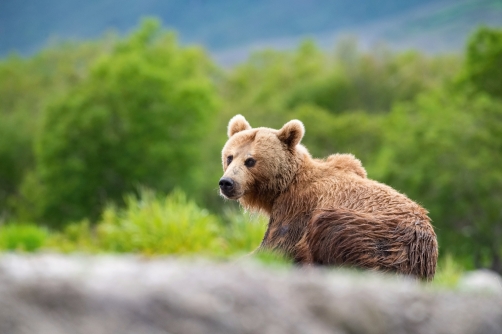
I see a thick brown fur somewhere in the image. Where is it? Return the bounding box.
[220,115,438,280]
[295,209,437,279]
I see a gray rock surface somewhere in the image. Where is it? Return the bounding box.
[458,269,502,295]
[0,254,501,334]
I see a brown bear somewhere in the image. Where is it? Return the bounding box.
[219,115,438,280]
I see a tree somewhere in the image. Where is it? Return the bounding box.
[463,27,502,99]
[372,90,502,271]
[28,20,219,226]
[0,38,109,220]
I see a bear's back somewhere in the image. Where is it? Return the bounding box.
[295,153,426,218]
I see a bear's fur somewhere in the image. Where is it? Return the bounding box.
[220,115,438,280]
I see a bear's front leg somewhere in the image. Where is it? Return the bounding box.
[257,214,313,263]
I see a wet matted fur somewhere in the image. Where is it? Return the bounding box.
[296,209,437,280]
[220,115,438,280]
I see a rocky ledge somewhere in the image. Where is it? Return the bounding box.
[0,254,501,334]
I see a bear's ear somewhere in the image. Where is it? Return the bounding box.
[228,115,252,138]
[277,120,305,148]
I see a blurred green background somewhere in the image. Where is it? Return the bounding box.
[0,1,501,283]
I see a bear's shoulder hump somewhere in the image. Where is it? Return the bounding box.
[326,153,367,178]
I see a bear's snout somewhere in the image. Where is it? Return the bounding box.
[219,177,236,197]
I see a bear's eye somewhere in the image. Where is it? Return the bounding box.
[244,158,256,168]
[227,155,233,165]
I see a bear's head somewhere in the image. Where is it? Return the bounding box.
[219,115,306,212]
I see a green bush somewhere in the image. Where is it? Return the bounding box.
[96,189,225,255]
[50,189,267,257]
[0,224,48,252]
[29,19,219,226]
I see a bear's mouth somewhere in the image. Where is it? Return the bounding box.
[219,188,243,200]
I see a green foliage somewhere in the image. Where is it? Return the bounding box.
[463,26,502,98]
[291,104,383,163]
[27,20,219,226]
[220,209,269,254]
[288,43,458,114]
[433,254,469,288]
[252,250,291,267]
[0,40,110,219]
[221,38,459,127]
[47,220,96,253]
[96,189,224,255]
[0,113,33,217]
[49,189,266,256]
[373,89,502,268]
[0,224,48,252]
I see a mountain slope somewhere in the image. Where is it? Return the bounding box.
[1,0,501,64]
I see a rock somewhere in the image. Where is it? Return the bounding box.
[0,254,501,334]
[458,269,502,295]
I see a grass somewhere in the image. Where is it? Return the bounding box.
[0,189,471,287]
[0,223,48,252]
[44,189,267,257]
[431,254,467,288]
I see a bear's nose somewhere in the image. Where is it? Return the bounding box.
[219,177,235,192]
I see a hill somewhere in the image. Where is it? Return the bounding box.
[1,0,501,64]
